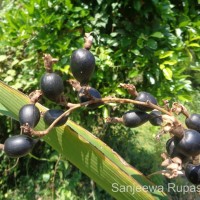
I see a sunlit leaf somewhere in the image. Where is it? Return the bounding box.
[150,32,164,39]
[159,51,174,59]
[163,68,172,80]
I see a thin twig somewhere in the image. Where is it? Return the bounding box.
[6,158,19,172]
[147,170,184,178]
[31,97,173,137]
[51,154,61,200]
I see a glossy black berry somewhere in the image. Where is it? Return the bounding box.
[166,137,188,162]
[185,164,200,185]
[135,92,157,111]
[40,72,64,101]
[78,87,102,109]
[122,110,150,128]
[185,114,200,132]
[43,109,68,127]
[70,48,95,85]
[174,129,200,157]
[4,135,37,158]
[19,104,40,128]
[149,110,163,126]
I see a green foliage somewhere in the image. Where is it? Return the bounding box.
[0,0,200,199]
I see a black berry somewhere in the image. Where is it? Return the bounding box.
[78,87,102,109]
[4,135,37,158]
[185,114,200,132]
[174,129,200,157]
[70,48,95,85]
[166,137,188,162]
[40,72,64,101]
[185,164,200,185]
[43,109,68,127]
[149,110,163,126]
[122,110,150,128]
[19,104,40,128]
[135,92,157,111]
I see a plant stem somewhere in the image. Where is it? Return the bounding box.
[32,97,173,137]
[147,170,184,178]
[0,144,4,150]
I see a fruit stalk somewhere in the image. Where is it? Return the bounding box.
[30,97,174,137]
[147,169,184,178]
[0,144,4,150]
[43,54,58,72]
[84,32,93,50]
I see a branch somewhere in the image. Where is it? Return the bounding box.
[29,97,174,137]
[0,144,4,150]
[43,54,58,72]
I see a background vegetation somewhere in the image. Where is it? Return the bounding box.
[0,0,200,199]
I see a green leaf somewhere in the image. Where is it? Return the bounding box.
[187,43,200,47]
[42,174,50,182]
[147,39,157,50]
[4,76,14,82]
[0,55,7,62]
[0,81,168,200]
[159,51,174,59]
[177,95,191,102]
[163,60,177,65]
[162,68,172,80]
[116,88,127,96]
[0,103,17,119]
[150,32,164,39]
[134,0,142,11]
[102,106,109,119]
[190,36,200,42]
[137,38,144,48]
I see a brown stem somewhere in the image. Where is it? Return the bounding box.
[31,97,173,137]
[43,54,58,73]
[106,117,123,124]
[182,108,190,118]
[120,83,138,97]
[68,79,82,92]
[29,90,43,104]
[147,170,184,178]
[0,144,4,150]
[84,32,93,50]
[161,115,185,139]
[192,155,200,165]
[171,102,190,118]
[162,100,171,112]
[31,104,81,137]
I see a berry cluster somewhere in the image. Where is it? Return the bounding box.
[1,33,200,188]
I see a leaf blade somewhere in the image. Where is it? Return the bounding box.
[0,81,168,200]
